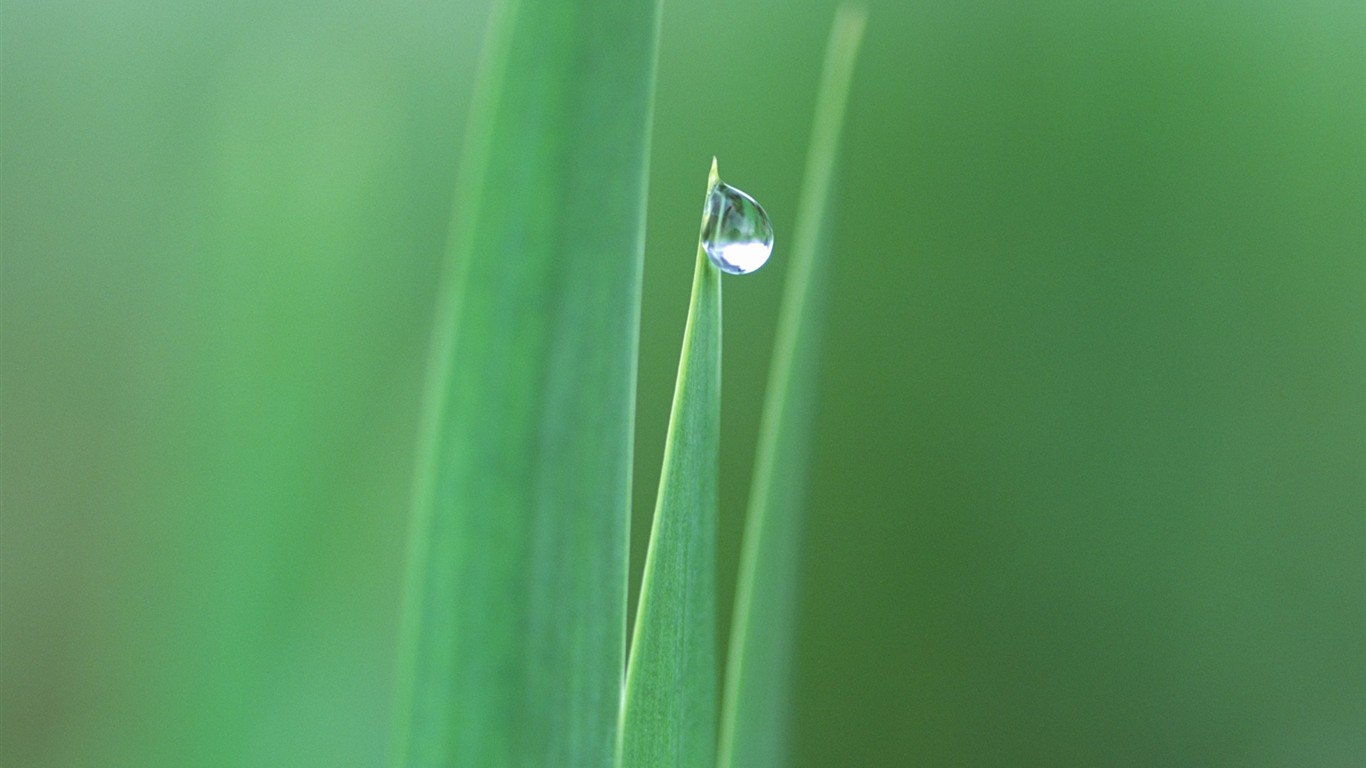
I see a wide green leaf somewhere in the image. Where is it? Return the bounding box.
[717,9,867,768]
[390,0,663,765]
[619,159,723,768]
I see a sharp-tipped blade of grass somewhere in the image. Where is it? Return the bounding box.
[717,8,867,768]
[619,159,723,768]
[390,0,663,765]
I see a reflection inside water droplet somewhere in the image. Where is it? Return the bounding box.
[702,180,773,275]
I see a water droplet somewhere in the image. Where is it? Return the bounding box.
[702,180,773,275]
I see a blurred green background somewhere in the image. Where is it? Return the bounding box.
[3,0,1363,765]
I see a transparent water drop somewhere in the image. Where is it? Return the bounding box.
[702,180,773,275]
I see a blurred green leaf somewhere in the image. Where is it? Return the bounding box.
[619,160,723,768]
[389,0,662,765]
[718,8,866,768]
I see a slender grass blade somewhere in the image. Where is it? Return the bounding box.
[717,9,868,768]
[619,159,723,768]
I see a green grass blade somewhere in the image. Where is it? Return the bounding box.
[717,9,867,768]
[390,0,663,765]
[619,159,723,768]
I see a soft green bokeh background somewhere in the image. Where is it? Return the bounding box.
[2,0,1362,765]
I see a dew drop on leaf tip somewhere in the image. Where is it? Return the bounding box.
[702,179,773,275]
